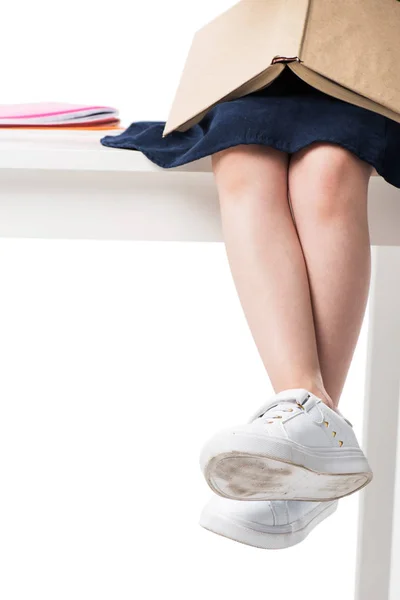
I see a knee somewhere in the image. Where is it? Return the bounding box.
[212,145,288,200]
[289,143,371,221]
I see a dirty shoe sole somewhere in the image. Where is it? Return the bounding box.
[200,432,373,501]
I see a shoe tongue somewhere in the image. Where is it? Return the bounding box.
[274,388,311,404]
[249,388,313,422]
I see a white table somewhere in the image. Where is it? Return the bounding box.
[1,129,399,599]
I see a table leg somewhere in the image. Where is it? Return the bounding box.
[355,246,400,600]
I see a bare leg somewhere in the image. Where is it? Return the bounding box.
[211,144,334,408]
[288,142,373,406]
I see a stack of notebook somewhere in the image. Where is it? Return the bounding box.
[0,102,121,130]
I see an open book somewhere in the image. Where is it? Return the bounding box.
[164,0,400,137]
[0,102,120,128]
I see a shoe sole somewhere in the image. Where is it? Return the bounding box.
[204,451,372,501]
[199,500,338,549]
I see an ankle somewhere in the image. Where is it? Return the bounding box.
[307,386,337,412]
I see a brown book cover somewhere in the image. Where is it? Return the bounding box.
[163,0,400,137]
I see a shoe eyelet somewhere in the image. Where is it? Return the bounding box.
[323,421,329,427]
[338,440,344,447]
[332,431,337,437]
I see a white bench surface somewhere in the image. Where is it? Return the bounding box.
[0,128,397,245]
[0,129,212,173]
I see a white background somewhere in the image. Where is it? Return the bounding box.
[0,2,369,599]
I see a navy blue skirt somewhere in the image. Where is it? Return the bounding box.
[101,67,400,189]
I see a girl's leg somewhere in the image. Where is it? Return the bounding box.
[288,142,373,407]
[211,144,334,409]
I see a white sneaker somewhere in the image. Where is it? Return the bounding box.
[200,495,338,549]
[200,388,373,501]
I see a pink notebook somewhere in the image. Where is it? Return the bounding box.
[0,102,119,125]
